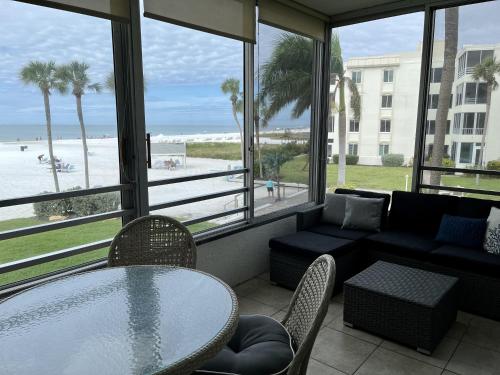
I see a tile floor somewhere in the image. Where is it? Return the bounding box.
[234,273,500,375]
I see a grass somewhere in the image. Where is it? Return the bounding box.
[0,218,215,287]
[187,142,242,160]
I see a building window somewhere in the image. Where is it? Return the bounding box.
[458,49,494,77]
[453,113,462,134]
[463,113,475,134]
[456,83,463,106]
[381,95,392,108]
[431,67,443,83]
[446,120,451,135]
[379,144,390,156]
[427,94,439,109]
[451,142,457,161]
[380,119,391,133]
[349,119,360,132]
[352,71,361,84]
[460,142,473,164]
[383,69,394,83]
[348,143,358,156]
[328,116,335,133]
[464,82,487,104]
[476,113,485,134]
[427,120,435,135]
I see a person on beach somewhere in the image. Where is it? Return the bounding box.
[266,179,274,197]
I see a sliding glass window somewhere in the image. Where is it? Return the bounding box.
[328,13,424,195]
[140,3,247,232]
[254,23,313,216]
[420,1,500,199]
[0,0,126,288]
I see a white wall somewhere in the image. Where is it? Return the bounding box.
[196,216,296,286]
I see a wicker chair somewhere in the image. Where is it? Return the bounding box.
[282,254,336,375]
[108,215,197,268]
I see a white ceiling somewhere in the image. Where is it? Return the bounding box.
[293,0,417,16]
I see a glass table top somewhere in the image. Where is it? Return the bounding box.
[0,266,238,375]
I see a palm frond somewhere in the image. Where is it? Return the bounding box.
[346,77,361,120]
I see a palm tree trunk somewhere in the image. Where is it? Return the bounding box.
[338,81,347,186]
[276,170,281,201]
[476,85,491,185]
[430,7,458,189]
[76,95,90,189]
[232,106,244,163]
[255,119,263,178]
[43,90,60,193]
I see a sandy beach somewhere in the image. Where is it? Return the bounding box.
[0,129,308,222]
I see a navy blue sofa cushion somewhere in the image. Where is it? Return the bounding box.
[366,230,439,259]
[196,315,294,375]
[308,224,371,241]
[389,191,457,235]
[431,245,500,278]
[436,215,487,249]
[269,231,354,258]
[335,188,391,229]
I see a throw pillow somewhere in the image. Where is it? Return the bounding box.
[436,214,487,249]
[484,207,500,254]
[322,194,353,226]
[342,196,385,232]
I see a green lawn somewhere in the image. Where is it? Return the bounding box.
[0,218,214,287]
[187,142,242,160]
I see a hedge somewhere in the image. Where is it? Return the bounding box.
[34,186,120,219]
[487,160,500,171]
[332,154,359,165]
[382,153,405,167]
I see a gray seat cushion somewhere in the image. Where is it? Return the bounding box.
[308,224,371,241]
[269,231,354,258]
[195,315,294,375]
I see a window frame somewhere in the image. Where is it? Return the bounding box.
[381,94,393,108]
[383,69,394,83]
[380,119,391,133]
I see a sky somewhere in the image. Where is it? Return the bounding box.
[0,0,499,130]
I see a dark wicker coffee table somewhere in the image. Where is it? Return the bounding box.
[344,261,459,354]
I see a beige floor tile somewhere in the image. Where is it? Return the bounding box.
[322,301,344,326]
[327,316,383,345]
[456,311,475,325]
[381,337,459,369]
[332,291,344,304]
[462,316,500,352]
[257,272,270,280]
[245,283,294,309]
[272,309,287,322]
[237,297,280,316]
[447,341,500,375]
[446,321,468,340]
[355,347,442,375]
[311,327,376,374]
[307,359,347,375]
[233,278,269,297]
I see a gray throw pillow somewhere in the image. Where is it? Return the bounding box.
[342,196,385,232]
[322,194,352,226]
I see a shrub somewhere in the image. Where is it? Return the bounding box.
[382,153,404,167]
[280,141,309,157]
[332,154,359,165]
[487,160,500,171]
[428,157,456,169]
[33,186,120,219]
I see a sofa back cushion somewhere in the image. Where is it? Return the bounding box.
[436,214,488,249]
[454,197,500,219]
[342,196,385,232]
[335,188,391,228]
[322,193,353,226]
[389,191,457,235]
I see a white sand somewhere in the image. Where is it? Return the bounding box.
[0,138,243,221]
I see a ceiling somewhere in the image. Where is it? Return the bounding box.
[294,0,399,15]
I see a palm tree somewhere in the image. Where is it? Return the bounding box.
[262,150,293,201]
[430,7,458,188]
[473,56,500,183]
[56,61,101,189]
[221,78,244,161]
[254,96,269,178]
[330,33,361,186]
[20,61,67,192]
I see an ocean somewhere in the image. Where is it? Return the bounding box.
[0,123,308,142]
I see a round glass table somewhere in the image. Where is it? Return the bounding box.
[0,266,239,375]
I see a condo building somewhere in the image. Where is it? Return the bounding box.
[328,41,500,168]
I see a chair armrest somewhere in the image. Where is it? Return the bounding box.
[297,205,324,231]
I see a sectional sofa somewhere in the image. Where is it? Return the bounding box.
[269,189,500,321]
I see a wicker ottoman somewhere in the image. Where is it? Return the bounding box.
[344,261,459,354]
